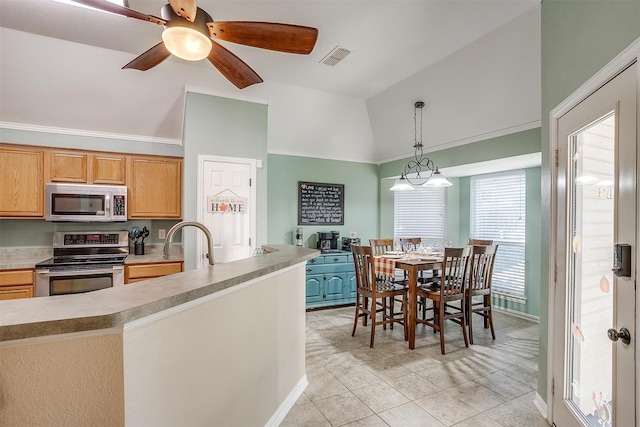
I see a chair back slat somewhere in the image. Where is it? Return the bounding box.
[352,245,374,293]
[467,238,493,246]
[399,237,421,251]
[369,239,394,255]
[439,246,471,296]
[468,245,498,291]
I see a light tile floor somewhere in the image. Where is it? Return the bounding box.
[282,306,550,427]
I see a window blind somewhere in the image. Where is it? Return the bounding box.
[471,170,526,299]
[394,186,447,241]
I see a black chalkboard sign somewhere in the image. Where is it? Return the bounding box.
[298,182,344,225]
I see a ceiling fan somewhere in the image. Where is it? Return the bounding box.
[71,0,319,89]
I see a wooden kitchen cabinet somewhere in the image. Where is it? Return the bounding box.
[46,149,127,184]
[125,262,183,284]
[0,144,44,217]
[128,155,182,219]
[0,269,35,300]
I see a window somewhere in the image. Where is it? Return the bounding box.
[471,170,526,300]
[394,186,447,242]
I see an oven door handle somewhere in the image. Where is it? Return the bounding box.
[36,265,124,277]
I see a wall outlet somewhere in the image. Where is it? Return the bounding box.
[158,229,166,239]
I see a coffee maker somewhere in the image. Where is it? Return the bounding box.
[317,231,340,253]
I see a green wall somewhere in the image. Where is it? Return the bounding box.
[267,154,379,248]
[182,92,268,270]
[539,0,640,404]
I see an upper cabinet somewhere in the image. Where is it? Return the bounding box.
[0,143,182,220]
[47,150,126,185]
[127,155,182,219]
[0,145,44,217]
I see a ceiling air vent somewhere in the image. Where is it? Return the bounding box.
[320,47,351,66]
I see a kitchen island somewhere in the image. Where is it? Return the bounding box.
[0,244,319,427]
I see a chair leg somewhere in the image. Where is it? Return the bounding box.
[438,301,445,354]
[461,302,469,348]
[486,295,495,339]
[403,293,408,341]
[370,299,377,348]
[468,307,474,345]
[352,298,360,337]
[363,297,369,326]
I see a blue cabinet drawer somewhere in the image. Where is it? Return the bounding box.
[324,255,349,264]
[306,263,353,275]
[307,257,325,265]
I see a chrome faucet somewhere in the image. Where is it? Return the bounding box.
[163,221,214,266]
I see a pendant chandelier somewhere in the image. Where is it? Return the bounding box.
[390,101,452,191]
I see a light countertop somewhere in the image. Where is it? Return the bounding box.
[0,245,319,342]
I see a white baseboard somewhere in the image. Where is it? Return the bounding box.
[493,305,540,323]
[265,375,309,427]
[533,392,548,421]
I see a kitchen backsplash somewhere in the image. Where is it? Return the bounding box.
[0,219,181,248]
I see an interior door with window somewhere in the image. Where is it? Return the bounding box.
[553,63,637,426]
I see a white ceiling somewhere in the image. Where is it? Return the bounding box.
[0,0,541,163]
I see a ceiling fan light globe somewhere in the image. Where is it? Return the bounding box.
[162,27,212,61]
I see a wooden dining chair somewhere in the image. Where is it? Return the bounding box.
[467,238,493,246]
[369,238,395,255]
[351,245,407,348]
[416,246,471,354]
[466,244,498,344]
[369,238,406,326]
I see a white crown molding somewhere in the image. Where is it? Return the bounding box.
[0,121,182,146]
[267,148,380,165]
[379,120,542,164]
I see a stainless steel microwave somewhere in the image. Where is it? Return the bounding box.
[45,183,127,222]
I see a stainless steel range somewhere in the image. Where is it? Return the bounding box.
[35,231,129,297]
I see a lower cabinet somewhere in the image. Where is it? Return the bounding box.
[125,262,183,284]
[0,269,35,300]
[305,252,356,309]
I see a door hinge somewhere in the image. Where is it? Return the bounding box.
[552,377,555,396]
[249,178,252,187]
[554,149,559,168]
[249,237,251,246]
[554,264,557,283]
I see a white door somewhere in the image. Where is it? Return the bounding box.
[198,155,256,266]
[552,63,637,426]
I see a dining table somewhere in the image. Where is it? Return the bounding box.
[374,254,443,350]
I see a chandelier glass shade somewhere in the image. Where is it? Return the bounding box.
[390,101,452,191]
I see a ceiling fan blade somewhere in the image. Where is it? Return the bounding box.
[123,42,171,71]
[207,41,263,89]
[168,0,198,22]
[70,0,165,24]
[207,22,318,55]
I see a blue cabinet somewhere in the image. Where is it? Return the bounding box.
[305,252,356,309]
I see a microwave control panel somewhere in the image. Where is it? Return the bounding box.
[113,195,126,216]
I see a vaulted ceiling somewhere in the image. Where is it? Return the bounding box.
[0,0,541,163]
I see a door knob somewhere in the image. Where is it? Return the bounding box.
[607,327,631,345]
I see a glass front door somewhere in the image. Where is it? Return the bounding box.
[553,62,637,427]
